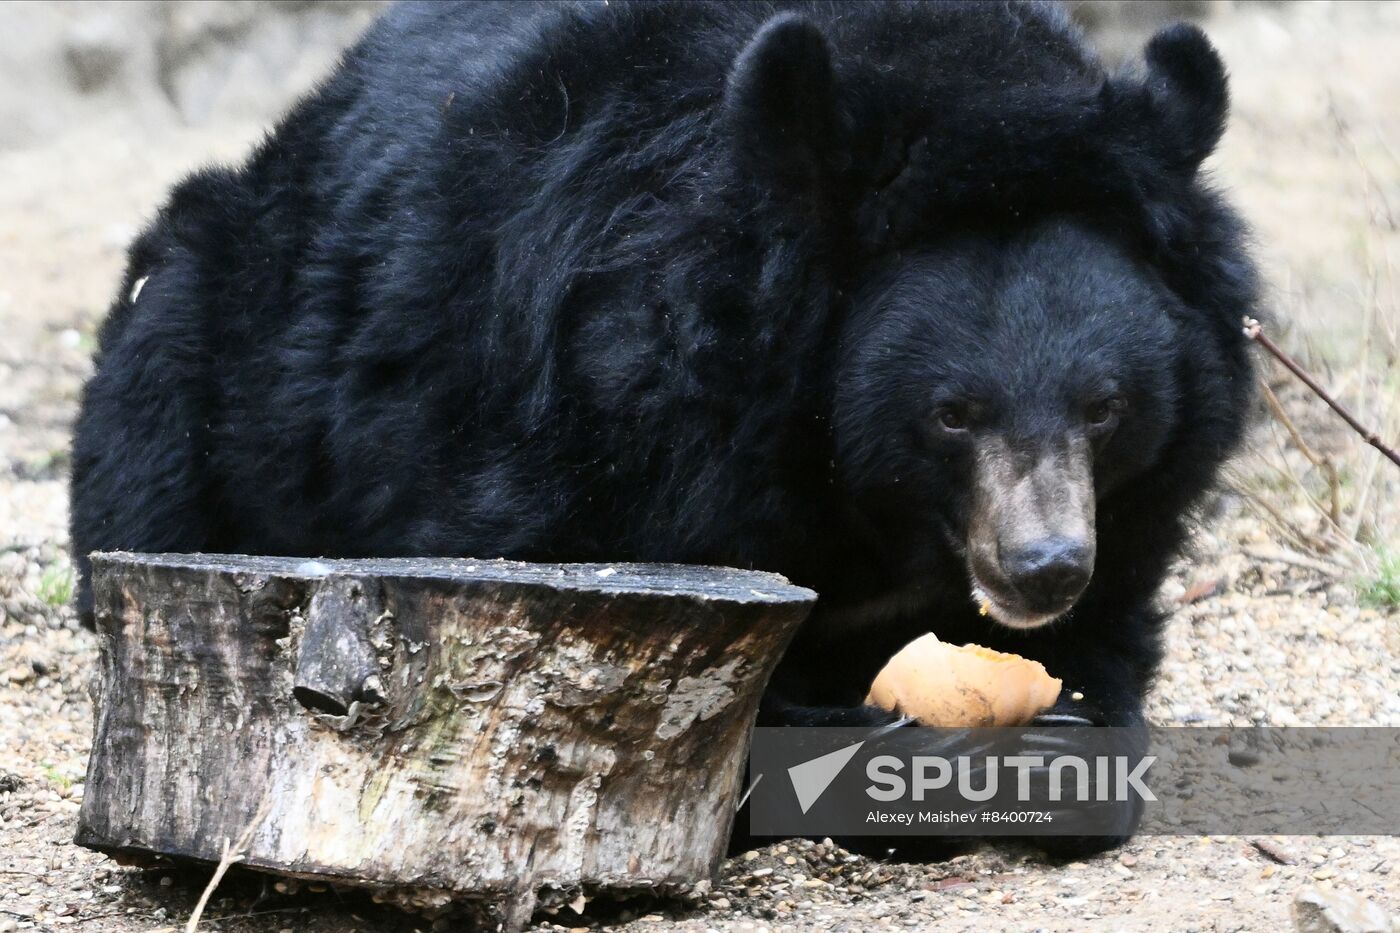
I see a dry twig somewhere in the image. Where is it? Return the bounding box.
[185,797,270,933]
[1256,378,1344,526]
[1243,317,1400,471]
[1241,546,1351,578]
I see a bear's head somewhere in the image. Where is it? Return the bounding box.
[831,218,1186,629]
[720,11,1253,629]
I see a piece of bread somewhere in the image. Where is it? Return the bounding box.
[865,633,1062,727]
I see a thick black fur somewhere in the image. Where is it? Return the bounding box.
[71,1,1257,860]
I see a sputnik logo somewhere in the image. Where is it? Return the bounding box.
[782,718,911,814]
[787,740,866,814]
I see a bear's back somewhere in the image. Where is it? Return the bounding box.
[84,1,1120,570]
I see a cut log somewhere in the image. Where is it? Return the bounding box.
[76,552,814,929]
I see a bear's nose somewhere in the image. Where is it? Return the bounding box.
[1001,537,1093,609]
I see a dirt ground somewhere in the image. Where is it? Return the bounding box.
[2,3,1399,932]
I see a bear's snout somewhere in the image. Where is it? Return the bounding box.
[968,435,1096,629]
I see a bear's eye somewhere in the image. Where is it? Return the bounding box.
[1086,395,1126,428]
[936,408,968,432]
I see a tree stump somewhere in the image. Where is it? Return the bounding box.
[75,553,814,928]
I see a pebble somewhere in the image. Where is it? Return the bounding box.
[1292,887,1395,933]
[4,666,34,684]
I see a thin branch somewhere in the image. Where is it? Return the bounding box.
[1348,388,1398,540]
[1241,546,1350,578]
[1257,420,1348,547]
[185,798,269,933]
[1228,472,1336,556]
[735,772,763,813]
[1243,317,1400,471]
[1257,378,1343,526]
[186,837,240,933]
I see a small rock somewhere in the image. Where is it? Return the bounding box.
[1252,839,1297,865]
[1292,886,1393,933]
[1228,748,1263,767]
[62,11,131,93]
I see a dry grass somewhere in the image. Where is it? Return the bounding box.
[1234,238,1398,562]
[1210,3,1400,608]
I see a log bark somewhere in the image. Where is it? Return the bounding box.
[76,553,814,928]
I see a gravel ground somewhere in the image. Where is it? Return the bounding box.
[2,3,1399,931]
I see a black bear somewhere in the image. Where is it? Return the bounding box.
[71,0,1257,858]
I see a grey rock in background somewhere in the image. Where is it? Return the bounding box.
[152,0,384,125]
[0,0,384,150]
[1064,0,1226,63]
[1292,887,1398,933]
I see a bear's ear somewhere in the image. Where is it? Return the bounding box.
[722,13,843,194]
[1139,23,1229,171]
